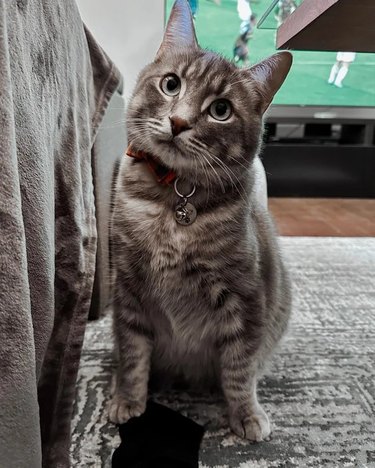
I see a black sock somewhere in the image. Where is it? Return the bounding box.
[112,400,205,468]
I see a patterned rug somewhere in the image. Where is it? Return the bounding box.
[71,237,375,468]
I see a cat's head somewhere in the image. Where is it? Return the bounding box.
[127,0,292,188]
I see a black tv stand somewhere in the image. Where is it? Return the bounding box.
[262,106,375,198]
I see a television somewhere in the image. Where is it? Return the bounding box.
[164,0,375,197]
[165,0,375,111]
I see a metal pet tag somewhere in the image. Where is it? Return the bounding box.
[174,202,197,226]
[173,178,197,226]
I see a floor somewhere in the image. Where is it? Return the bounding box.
[72,237,375,467]
[269,198,375,236]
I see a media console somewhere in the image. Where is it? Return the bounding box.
[262,107,375,198]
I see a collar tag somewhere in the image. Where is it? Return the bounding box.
[173,178,197,226]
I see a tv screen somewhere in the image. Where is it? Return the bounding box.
[166,0,375,108]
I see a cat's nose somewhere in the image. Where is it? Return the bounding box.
[169,116,191,136]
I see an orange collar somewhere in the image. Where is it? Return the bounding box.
[126,145,176,186]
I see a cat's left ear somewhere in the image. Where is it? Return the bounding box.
[156,0,198,59]
[247,51,293,114]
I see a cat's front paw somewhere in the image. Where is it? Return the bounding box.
[108,394,146,424]
[229,407,271,442]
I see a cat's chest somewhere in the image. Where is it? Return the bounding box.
[123,195,197,271]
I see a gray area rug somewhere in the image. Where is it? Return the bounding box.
[71,237,375,467]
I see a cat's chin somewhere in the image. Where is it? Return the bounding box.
[153,138,194,172]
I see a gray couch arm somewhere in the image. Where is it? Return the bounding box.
[90,84,127,319]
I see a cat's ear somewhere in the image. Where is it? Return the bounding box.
[247,52,292,114]
[156,0,198,59]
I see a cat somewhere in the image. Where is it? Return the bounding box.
[109,0,292,442]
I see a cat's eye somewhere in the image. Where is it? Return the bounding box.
[209,99,232,121]
[160,74,181,96]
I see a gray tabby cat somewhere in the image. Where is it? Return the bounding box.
[109,0,292,442]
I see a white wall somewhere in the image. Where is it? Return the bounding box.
[77,0,165,100]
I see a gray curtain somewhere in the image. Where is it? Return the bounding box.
[0,1,121,466]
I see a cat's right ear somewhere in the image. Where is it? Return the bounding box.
[156,0,198,60]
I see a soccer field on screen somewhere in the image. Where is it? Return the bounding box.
[166,0,375,107]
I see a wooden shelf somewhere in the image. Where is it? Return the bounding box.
[276,0,375,52]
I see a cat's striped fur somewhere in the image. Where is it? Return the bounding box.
[109,0,292,441]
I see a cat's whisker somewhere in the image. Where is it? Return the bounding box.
[199,151,226,194]
[226,153,251,171]
[187,140,225,192]
[97,116,131,128]
[209,153,237,187]
[191,152,199,187]
[132,116,162,124]
[193,136,248,176]
[196,152,211,201]
[185,142,211,194]
[131,120,163,130]
[130,121,165,136]
[130,112,163,126]
[185,141,214,197]
[208,154,248,204]
[98,122,126,130]
[190,138,248,202]
[210,152,248,199]
[103,118,126,125]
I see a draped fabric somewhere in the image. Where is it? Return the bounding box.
[0,1,120,466]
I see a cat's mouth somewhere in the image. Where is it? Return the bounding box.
[155,135,188,157]
[149,135,195,175]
